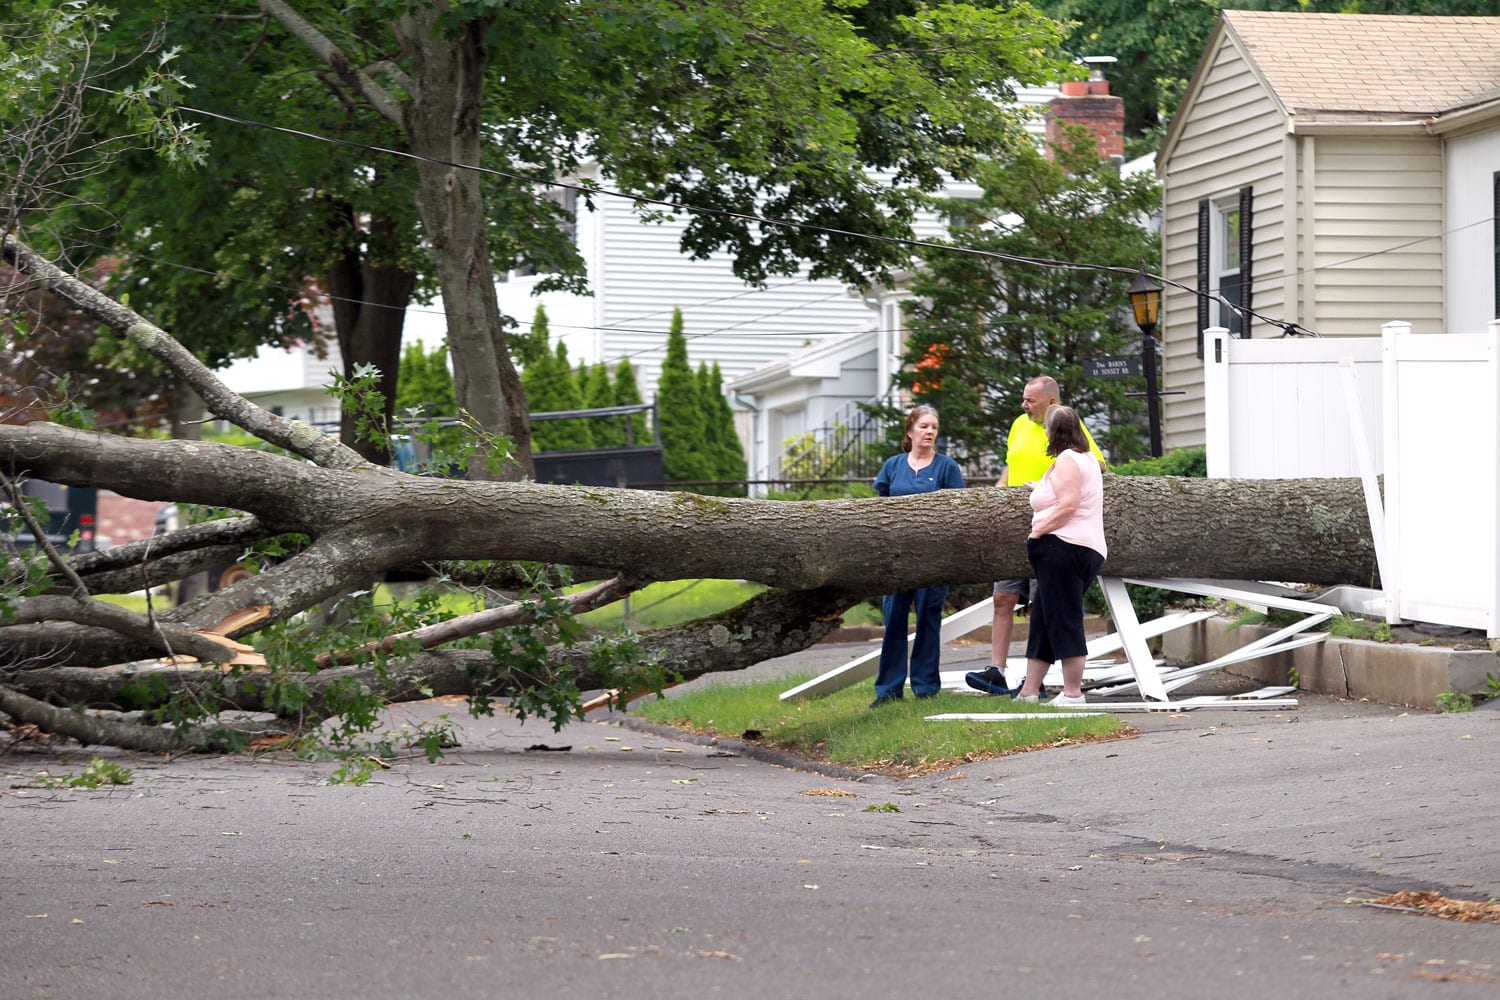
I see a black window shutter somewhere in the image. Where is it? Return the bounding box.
[1493,173,1499,322]
[1196,199,1211,358]
[1238,186,1254,337]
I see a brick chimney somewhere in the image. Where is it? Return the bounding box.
[1045,56,1125,164]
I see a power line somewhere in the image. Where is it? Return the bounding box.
[108,89,1147,286]
[79,87,1500,347]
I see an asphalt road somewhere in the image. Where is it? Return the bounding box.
[3,640,1497,999]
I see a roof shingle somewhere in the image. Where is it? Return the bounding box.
[1224,11,1500,117]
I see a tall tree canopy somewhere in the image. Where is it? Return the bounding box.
[13,0,1078,479]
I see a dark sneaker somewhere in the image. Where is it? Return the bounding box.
[869,694,903,708]
[914,691,939,700]
[964,666,1011,696]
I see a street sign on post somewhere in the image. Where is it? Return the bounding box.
[1083,356,1142,379]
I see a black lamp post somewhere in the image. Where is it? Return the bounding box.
[1128,266,1164,457]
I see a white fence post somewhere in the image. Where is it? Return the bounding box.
[1382,320,1499,636]
[1202,327,1233,477]
[1379,321,1409,625]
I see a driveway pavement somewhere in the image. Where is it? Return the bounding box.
[3,638,1497,999]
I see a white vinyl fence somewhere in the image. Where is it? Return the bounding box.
[1381,321,1499,635]
[1203,330,1383,479]
[1203,321,1500,637]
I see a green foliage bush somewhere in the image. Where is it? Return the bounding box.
[1111,446,1207,478]
[658,308,716,483]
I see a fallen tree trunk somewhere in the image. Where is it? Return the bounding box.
[1,416,1378,675]
[1,230,1381,751]
[1,421,1379,603]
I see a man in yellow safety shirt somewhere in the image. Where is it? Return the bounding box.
[965,375,1106,696]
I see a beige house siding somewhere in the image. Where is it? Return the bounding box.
[1296,134,1445,337]
[1159,35,1288,448]
[1158,22,1451,449]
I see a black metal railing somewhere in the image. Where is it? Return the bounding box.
[775,397,894,485]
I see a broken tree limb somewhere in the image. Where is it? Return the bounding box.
[1,420,1380,601]
[5,585,858,722]
[312,574,640,666]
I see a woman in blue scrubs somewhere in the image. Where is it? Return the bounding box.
[870,404,965,707]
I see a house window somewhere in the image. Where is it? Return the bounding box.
[1214,201,1244,336]
[1196,187,1253,357]
[877,297,907,403]
[513,187,578,278]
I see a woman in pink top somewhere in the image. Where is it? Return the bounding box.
[1012,406,1107,708]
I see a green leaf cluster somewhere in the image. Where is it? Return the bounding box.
[31,756,133,789]
[899,131,1162,469]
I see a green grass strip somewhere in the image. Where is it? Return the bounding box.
[635,671,1130,775]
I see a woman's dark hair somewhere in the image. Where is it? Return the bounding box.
[901,404,939,453]
[1045,405,1090,457]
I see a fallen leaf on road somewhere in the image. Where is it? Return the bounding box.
[1363,891,1500,923]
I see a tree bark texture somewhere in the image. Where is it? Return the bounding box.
[1,420,1379,602]
[395,7,534,480]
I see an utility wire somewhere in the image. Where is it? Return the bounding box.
[76,87,1500,345]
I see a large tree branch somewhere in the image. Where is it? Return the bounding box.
[7,595,256,665]
[257,0,407,126]
[46,545,248,601]
[2,233,366,470]
[0,681,285,753]
[5,586,858,721]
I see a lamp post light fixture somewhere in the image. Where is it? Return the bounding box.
[1128,266,1164,457]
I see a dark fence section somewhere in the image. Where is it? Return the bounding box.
[530,402,663,487]
[776,398,893,484]
[534,446,664,488]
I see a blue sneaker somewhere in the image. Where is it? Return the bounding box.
[964,666,1012,696]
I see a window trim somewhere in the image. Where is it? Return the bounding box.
[1195,187,1253,358]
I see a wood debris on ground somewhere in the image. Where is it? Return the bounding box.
[1363,890,1500,923]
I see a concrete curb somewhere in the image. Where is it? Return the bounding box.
[610,715,886,782]
[1161,616,1500,708]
